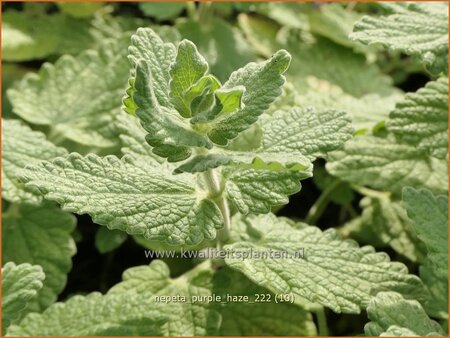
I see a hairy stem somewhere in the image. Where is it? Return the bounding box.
[305,179,341,224]
[216,196,231,245]
[203,169,230,244]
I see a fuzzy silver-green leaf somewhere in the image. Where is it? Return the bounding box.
[2,202,76,313]
[2,119,68,204]
[225,213,427,314]
[2,262,45,333]
[19,153,222,246]
[387,77,448,159]
[351,2,448,74]
[402,187,448,278]
[364,292,445,336]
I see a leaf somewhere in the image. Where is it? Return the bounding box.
[19,153,222,246]
[420,261,448,320]
[288,36,397,97]
[237,13,280,58]
[387,77,448,159]
[326,134,448,195]
[2,10,61,61]
[132,233,214,253]
[379,326,417,336]
[139,2,185,21]
[2,119,68,204]
[306,4,365,51]
[95,227,128,254]
[115,112,167,169]
[206,50,291,145]
[327,71,448,195]
[223,107,352,214]
[364,292,445,336]
[133,59,212,161]
[2,64,30,119]
[212,2,261,16]
[169,40,209,117]
[176,107,352,213]
[174,150,312,175]
[239,19,400,129]
[351,2,448,74]
[127,27,291,159]
[55,19,98,56]
[8,37,130,147]
[224,213,427,314]
[215,268,317,336]
[338,216,386,250]
[2,262,45,333]
[2,10,94,61]
[251,2,364,53]
[205,86,245,119]
[6,292,168,336]
[251,31,396,98]
[126,27,176,108]
[177,18,257,81]
[348,195,425,262]
[402,187,448,278]
[174,154,234,174]
[108,260,221,335]
[109,260,316,336]
[260,108,353,160]
[182,75,222,121]
[256,2,309,30]
[126,28,212,161]
[2,202,76,313]
[91,15,180,44]
[223,165,311,215]
[225,123,263,152]
[294,86,403,132]
[57,2,104,18]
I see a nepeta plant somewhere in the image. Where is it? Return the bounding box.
[16,28,356,249]
[2,2,448,337]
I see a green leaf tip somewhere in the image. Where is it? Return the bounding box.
[127,27,293,163]
[365,291,445,336]
[402,187,448,279]
[351,2,448,74]
[2,262,45,333]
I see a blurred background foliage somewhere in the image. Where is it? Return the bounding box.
[1,2,437,335]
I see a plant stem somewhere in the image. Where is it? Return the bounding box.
[203,169,221,196]
[353,185,390,200]
[99,251,115,293]
[203,169,230,244]
[197,1,213,24]
[305,180,341,224]
[316,308,329,336]
[346,204,358,218]
[185,2,197,21]
[216,196,231,245]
